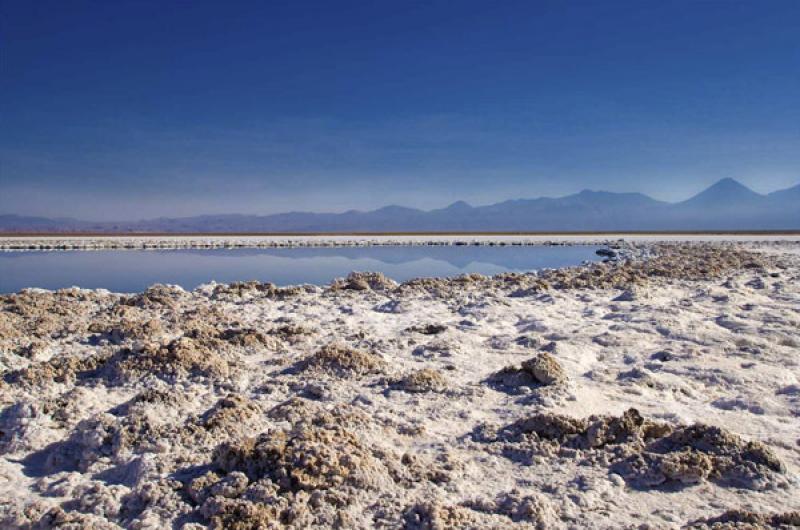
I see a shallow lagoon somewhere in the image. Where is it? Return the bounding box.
[0,245,602,293]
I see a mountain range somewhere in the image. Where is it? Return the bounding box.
[1,178,798,233]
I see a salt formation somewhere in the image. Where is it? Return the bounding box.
[1,241,799,529]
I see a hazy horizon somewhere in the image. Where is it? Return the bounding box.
[1,177,797,224]
[2,1,799,221]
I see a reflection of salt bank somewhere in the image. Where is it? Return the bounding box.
[0,241,799,529]
[0,242,607,293]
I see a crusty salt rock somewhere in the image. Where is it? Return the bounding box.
[532,244,776,291]
[208,280,294,300]
[213,423,389,492]
[31,506,122,530]
[125,387,189,410]
[491,491,556,528]
[687,509,800,529]
[396,452,457,485]
[624,423,787,489]
[10,339,48,359]
[403,501,491,530]
[395,368,448,393]
[502,408,646,447]
[466,490,557,529]
[199,394,262,432]
[0,311,23,343]
[187,471,222,504]
[266,397,324,424]
[105,336,235,382]
[520,352,566,385]
[195,415,402,528]
[43,405,188,475]
[88,311,164,344]
[330,271,398,292]
[121,477,192,527]
[123,284,188,309]
[506,412,588,443]
[208,471,249,498]
[200,495,283,530]
[657,449,713,484]
[395,272,497,298]
[0,500,49,530]
[490,352,567,390]
[1,289,104,341]
[211,281,311,300]
[174,396,265,452]
[179,307,231,336]
[266,399,371,435]
[298,343,385,377]
[494,408,786,491]
[72,481,128,520]
[403,498,551,530]
[218,328,281,350]
[7,352,110,388]
[583,408,671,448]
[211,280,262,296]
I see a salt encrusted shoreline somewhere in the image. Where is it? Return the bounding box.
[1,241,799,529]
[2,234,800,251]
[3,235,608,252]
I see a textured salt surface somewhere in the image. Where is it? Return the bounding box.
[0,241,798,529]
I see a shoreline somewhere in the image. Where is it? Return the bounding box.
[3,233,800,252]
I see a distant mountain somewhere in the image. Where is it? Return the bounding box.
[1,179,798,233]
[663,178,799,230]
[769,183,800,203]
[0,215,94,232]
[684,177,761,202]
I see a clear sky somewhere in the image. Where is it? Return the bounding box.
[1,0,799,220]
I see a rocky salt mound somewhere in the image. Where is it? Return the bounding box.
[477,407,787,490]
[0,242,799,529]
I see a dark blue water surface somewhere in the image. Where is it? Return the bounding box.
[0,245,601,293]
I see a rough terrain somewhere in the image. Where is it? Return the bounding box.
[1,241,798,529]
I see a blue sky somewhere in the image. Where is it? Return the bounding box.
[1,0,799,220]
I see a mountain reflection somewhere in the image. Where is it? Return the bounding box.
[0,245,601,293]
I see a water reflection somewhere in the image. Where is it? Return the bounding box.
[0,245,601,293]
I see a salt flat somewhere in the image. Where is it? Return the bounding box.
[0,240,798,529]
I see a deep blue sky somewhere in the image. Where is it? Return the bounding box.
[1,0,799,220]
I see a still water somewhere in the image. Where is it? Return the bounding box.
[0,245,601,293]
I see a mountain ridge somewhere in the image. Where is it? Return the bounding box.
[1,179,798,233]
